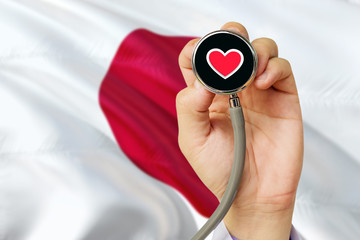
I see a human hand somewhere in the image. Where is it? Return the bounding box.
[176,22,303,240]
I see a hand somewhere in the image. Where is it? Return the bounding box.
[176,22,303,240]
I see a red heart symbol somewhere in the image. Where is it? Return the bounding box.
[206,48,244,79]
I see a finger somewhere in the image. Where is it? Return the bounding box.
[254,57,298,95]
[179,38,200,86]
[176,82,215,145]
[251,38,278,77]
[221,21,249,39]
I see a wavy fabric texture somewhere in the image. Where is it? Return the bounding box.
[0,1,197,240]
[1,1,360,240]
[99,29,218,217]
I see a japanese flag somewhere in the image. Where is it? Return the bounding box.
[1,1,360,240]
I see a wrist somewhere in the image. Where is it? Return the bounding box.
[223,201,295,240]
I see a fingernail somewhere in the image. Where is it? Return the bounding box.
[256,72,267,82]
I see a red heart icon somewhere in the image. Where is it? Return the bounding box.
[206,49,244,79]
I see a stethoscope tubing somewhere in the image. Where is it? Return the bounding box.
[191,95,246,240]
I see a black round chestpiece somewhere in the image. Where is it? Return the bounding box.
[192,30,258,95]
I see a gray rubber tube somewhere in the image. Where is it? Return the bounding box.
[191,106,246,240]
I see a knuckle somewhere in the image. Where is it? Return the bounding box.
[264,37,278,48]
[271,58,292,79]
[277,58,292,73]
[175,88,189,107]
[253,38,278,54]
[258,37,277,48]
[280,58,291,68]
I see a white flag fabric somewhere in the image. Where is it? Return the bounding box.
[0,1,198,240]
[1,1,360,240]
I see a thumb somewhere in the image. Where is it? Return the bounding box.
[176,81,215,148]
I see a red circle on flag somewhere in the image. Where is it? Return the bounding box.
[99,29,218,217]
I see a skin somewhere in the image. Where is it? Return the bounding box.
[176,22,303,240]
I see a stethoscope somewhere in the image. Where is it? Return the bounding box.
[191,30,258,240]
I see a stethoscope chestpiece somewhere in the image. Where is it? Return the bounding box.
[192,30,258,95]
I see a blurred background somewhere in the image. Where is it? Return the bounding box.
[1,0,360,239]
